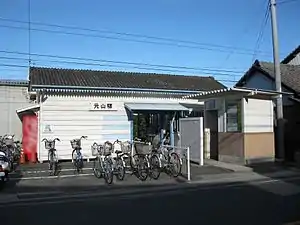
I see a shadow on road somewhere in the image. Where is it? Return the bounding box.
[248,161,299,174]
[2,178,300,225]
[2,161,300,225]
[0,162,23,192]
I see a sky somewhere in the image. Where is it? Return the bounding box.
[0,0,299,87]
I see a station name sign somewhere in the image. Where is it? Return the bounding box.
[89,102,117,111]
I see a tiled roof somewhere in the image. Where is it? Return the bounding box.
[0,79,28,86]
[259,61,300,93]
[281,45,300,64]
[235,60,300,93]
[29,67,225,92]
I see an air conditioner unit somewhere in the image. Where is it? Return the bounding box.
[205,99,223,111]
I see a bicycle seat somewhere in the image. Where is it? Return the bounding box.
[115,150,123,154]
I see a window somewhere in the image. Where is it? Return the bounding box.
[226,100,242,132]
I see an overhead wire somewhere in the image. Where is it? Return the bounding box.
[0,50,244,74]
[277,0,299,4]
[0,23,275,57]
[0,17,277,56]
[28,0,31,66]
[251,0,270,62]
[0,57,242,78]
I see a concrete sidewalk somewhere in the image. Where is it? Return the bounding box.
[204,159,253,172]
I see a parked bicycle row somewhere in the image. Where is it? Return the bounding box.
[42,133,183,185]
[91,135,182,185]
[0,134,22,184]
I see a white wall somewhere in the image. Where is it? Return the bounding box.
[0,85,33,140]
[239,71,294,106]
[287,52,300,65]
[39,94,201,161]
[242,98,273,133]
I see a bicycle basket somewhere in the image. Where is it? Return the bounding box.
[91,143,100,156]
[45,141,55,150]
[4,138,14,146]
[103,141,113,156]
[121,141,132,154]
[70,139,81,149]
[134,142,152,155]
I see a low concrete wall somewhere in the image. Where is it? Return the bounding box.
[218,132,244,164]
[216,132,275,165]
[244,132,275,164]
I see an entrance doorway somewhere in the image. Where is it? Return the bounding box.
[205,110,219,160]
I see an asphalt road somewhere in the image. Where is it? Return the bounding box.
[2,177,300,225]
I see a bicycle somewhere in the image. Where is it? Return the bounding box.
[41,138,60,176]
[1,134,15,171]
[111,139,126,181]
[149,134,182,179]
[70,136,87,173]
[131,138,152,181]
[92,141,114,184]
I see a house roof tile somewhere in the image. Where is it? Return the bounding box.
[235,60,300,93]
[29,67,225,92]
[259,61,300,92]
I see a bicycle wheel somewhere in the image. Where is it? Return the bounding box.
[72,149,83,173]
[129,154,138,171]
[48,151,54,175]
[53,161,58,176]
[72,149,77,166]
[103,157,114,184]
[170,152,182,177]
[93,157,102,178]
[115,157,125,181]
[137,155,149,181]
[77,158,84,172]
[149,154,161,180]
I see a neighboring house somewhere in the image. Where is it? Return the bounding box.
[0,79,34,140]
[22,67,225,162]
[235,60,300,161]
[281,45,300,65]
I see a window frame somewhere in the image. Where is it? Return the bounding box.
[225,99,242,132]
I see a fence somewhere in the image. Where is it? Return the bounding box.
[161,145,191,181]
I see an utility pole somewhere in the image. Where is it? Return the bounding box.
[270,0,285,161]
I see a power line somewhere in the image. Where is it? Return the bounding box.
[0,24,272,56]
[0,50,244,74]
[277,0,299,4]
[0,17,277,56]
[251,0,270,62]
[0,57,242,77]
[28,0,31,66]
[0,63,239,83]
[218,26,250,69]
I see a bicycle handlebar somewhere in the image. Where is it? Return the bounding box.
[41,138,60,142]
[113,139,122,145]
[3,134,15,139]
[80,136,88,140]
